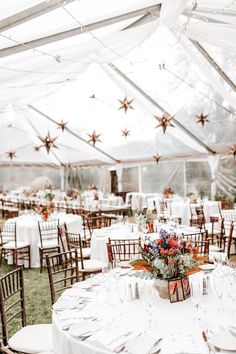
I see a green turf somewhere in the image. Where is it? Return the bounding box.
[0,263,52,341]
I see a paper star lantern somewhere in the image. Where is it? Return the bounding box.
[6,150,16,160]
[34,146,41,152]
[154,114,174,134]
[57,120,68,132]
[153,154,161,164]
[196,113,210,127]
[121,128,130,138]
[87,130,102,146]
[118,97,134,114]
[38,131,58,154]
[229,144,236,158]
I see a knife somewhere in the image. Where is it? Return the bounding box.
[202,331,216,354]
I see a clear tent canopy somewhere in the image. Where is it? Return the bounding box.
[0,0,235,197]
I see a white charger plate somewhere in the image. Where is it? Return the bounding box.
[198,264,216,271]
[211,330,236,351]
[68,321,99,338]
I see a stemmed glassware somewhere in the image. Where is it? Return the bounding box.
[190,279,203,324]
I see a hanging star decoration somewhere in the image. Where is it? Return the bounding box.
[153,154,161,164]
[154,114,174,134]
[229,144,236,158]
[196,113,210,127]
[121,128,130,138]
[87,130,102,147]
[6,150,16,160]
[57,120,68,132]
[118,97,134,114]
[34,146,41,152]
[38,131,58,154]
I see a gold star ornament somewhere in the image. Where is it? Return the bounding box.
[6,150,16,160]
[38,131,58,154]
[87,130,102,147]
[196,113,210,127]
[121,128,130,138]
[57,120,68,132]
[118,97,134,114]
[153,154,161,164]
[229,144,236,158]
[154,114,174,134]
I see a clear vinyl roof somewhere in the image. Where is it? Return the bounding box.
[0,0,235,166]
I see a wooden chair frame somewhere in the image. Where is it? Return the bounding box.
[46,249,80,306]
[0,222,31,268]
[107,238,141,265]
[0,267,26,346]
[38,219,60,273]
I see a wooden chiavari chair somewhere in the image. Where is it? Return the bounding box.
[107,237,141,267]
[0,222,31,268]
[46,249,81,305]
[0,267,53,353]
[37,219,60,273]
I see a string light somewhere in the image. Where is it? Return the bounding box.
[60,2,132,65]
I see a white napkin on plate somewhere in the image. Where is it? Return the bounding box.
[68,321,100,338]
[161,333,208,354]
[124,334,161,354]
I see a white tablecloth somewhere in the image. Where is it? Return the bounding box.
[6,212,82,267]
[52,269,236,354]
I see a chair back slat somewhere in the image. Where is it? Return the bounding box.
[0,267,26,346]
[0,222,17,247]
[46,249,81,305]
[107,238,141,263]
[38,219,59,247]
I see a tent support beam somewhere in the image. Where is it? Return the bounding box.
[0,0,76,33]
[108,63,216,155]
[28,104,120,164]
[190,40,236,92]
[0,4,161,59]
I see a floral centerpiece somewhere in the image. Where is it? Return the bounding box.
[131,229,203,299]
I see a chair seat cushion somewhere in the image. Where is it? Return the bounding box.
[3,241,30,249]
[8,324,53,353]
[209,245,223,252]
[82,247,91,258]
[37,240,59,249]
[79,259,105,272]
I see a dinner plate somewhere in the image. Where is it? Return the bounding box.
[68,321,99,338]
[211,330,236,351]
[125,335,159,354]
[198,264,216,271]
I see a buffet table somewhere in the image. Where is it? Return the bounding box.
[6,212,82,267]
[52,267,236,354]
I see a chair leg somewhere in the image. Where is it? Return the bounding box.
[28,246,31,268]
[15,249,18,268]
[40,249,43,273]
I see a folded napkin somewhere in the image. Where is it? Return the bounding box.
[124,334,161,354]
[68,321,100,338]
[52,298,81,311]
[161,333,208,354]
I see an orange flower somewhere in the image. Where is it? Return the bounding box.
[168,237,179,249]
[156,239,163,245]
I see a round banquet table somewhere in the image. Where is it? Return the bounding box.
[6,212,82,268]
[90,223,200,263]
[52,267,236,354]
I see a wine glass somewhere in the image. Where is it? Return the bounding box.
[190,279,203,323]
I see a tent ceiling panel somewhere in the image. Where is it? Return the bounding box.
[0,0,235,166]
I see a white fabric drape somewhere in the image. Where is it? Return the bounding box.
[160,0,188,28]
[208,155,220,200]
